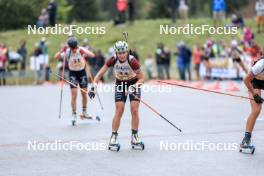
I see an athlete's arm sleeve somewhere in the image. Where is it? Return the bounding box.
[251,59,264,76]
[130,58,141,73]
[105,57,116,67]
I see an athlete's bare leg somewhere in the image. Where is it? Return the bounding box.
[130,100,140,130]
[71,88,78,113]
[112,102,125,132]
[246,89,262,132]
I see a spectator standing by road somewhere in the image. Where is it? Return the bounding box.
[255,0,264,33]
[17,40,27,74]
[47,0,57,26]
[212,0,226,27]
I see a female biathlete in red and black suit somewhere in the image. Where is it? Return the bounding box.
[89,41,145,151]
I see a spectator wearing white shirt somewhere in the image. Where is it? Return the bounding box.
[178,0,189,22]
[144,54,155,79]
[256,0,264,33]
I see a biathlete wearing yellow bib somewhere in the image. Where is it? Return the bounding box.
[64,42,89,89]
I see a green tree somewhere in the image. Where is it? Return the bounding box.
[226,0,249,13]
[99,0,116,20]
[148,0,171,19]
[67,0,100,22]
[0,0,49,30]
[56,0,72,22]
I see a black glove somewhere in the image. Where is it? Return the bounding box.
[88,86,96,99]
[129,84,137,93]
[253,94,263,104]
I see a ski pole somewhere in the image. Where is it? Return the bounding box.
[51,70,89,94]
[157,80,254,101]
[58,53,66,119]
[129,91,182,132]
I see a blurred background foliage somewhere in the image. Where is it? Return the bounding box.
[0,0,250,30]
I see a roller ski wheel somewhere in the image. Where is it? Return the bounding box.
[108,132,119,151]
[95,116,101,122]
[239,135,255,154]
[72,120,76,126]
[71,113,77,126]
[131,132,144,150]
[239,144,255,155]
[108,144,120,152]
[131,142,145,150]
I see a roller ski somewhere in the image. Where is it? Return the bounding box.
[71,113,77,126]
[239,134,255,154]
[80,113,101,122]
[131,130,144,150]
[108,132,120,152]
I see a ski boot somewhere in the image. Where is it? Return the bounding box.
[239,134,255,154]
[131,130,144,150]
[80,112,101,122]
[108,132,120,152]
[80,112,93,120]
[72,112,77,126]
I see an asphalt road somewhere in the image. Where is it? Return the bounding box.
[0,81,263,176]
